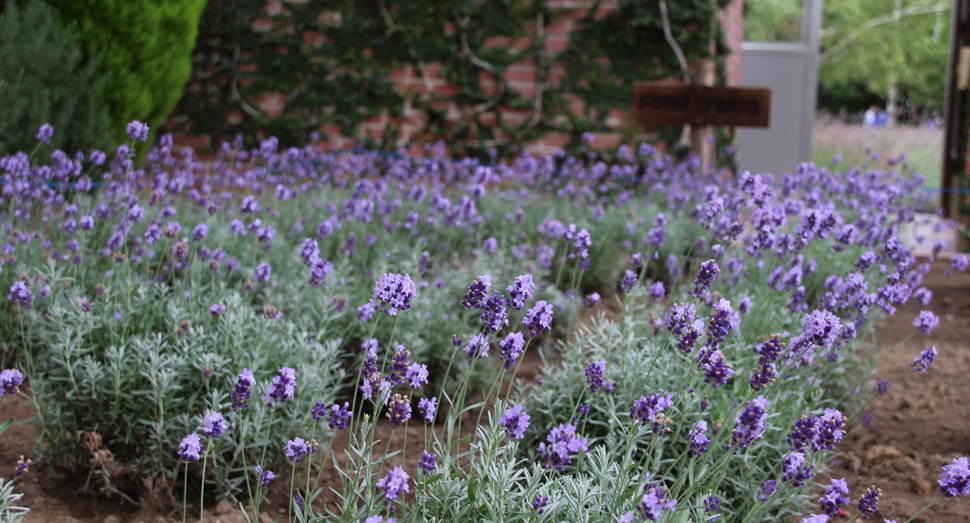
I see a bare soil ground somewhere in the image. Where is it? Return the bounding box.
[828,260,970,522]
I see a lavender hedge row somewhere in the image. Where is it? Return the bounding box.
[0,123,967,523]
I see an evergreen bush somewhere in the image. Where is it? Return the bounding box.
[0,0,111,158]
[46,0,207,143]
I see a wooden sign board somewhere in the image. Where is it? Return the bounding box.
[632,83,772,127]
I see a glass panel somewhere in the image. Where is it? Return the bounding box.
[744,0,804,43]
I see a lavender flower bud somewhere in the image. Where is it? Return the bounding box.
[691,259,720,297]
[418,450,437,475]
[856,486,881,518]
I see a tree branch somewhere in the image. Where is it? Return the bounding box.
[820,2,950,64]
[659,0,691,84]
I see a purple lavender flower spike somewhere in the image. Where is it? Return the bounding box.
[537,423,588,472]
[911,345,937,373]
[524,301,554,338]
[800,515,829,523]
[856,486,881,519]
[787,416,818,452]
[7,282,33,309]
[210,302,227,318]
[465,333,489,360]
[499,405,531,439]
[266,367,296,408]
[814,409,844,451]
[620,270,637,293]
[802,309,842,346]
[406,364,429,389]
[0,369,23,396]
[939,456,970,497]
[461,275,491,309]
[874,380,889,395]
[731,395,768,452]
[819,478,850,516]
[648,281,665,302]
[202,412,228,439]
[629,392,674,434]
[691,259,720,297]
[481,291,509,332]
[386,394,411,427]
[635,478,677,520]
[255,466,275,487]
[782,451,815,487]
[913,310,939,335]
[418,397,436,424]
[585,361,607,393]
[373,273,417,315]
[689,420,709,455]
[254,262,272,282]
[311,401,327,422]
[178,433,203,462]
[418,450,437,475]
[757,480,777,501]
[584,292,601,308]
[506,274,535,310]
[285,437,307,462]
[36,123,53,144]
[328,402,351,430]
[498,332,525,370]
[664,302,697,335]
[126,121,149,141]
[231,368,255,411]
[952,253,969,272]
[358,300,376,322]
[376,466,410,506]
[532,494,549,514]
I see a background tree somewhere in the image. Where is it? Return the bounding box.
[46,0,208,142]
[0,0,111,157]
[816,0,950,121]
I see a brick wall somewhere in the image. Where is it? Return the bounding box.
[719,0,745,86]
[173,1,745,154]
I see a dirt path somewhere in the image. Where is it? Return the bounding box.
[832,259,970,522]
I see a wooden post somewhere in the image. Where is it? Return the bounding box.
[692,59,716,168]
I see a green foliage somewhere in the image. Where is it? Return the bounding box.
[744,0,803,43]
[0,0,111,157]
[178,0,734,158]
[46,0,207,143]
[819,0,950,115]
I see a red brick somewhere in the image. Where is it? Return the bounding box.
[546,35,570,52]
[433,84,461,97]
[505,66,537,83]
[542,132,572,148]
[486,36,511,48]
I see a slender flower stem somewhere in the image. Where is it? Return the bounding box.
[199,440,211,523]
[503,338,533,404]
[182,462,189,523]
[288,461,296,523]
[904,495,943,523]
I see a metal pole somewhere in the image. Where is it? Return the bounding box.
[942,0,970,216]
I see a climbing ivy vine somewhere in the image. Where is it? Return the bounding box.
[175,0,733,158]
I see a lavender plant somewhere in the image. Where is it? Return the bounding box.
[0,120,965,523]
